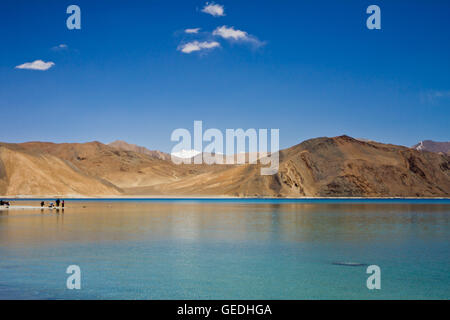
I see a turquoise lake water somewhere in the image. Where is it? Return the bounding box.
[0,199,449,299]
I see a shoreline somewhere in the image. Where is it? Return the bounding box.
[1,195,449,200]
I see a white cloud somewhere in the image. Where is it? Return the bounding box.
[213,26,248,40]
[178,41,220,54]
[15,60,55,71]
[201,2,225,17]
[185,28,201,34]
[213,26,264,46]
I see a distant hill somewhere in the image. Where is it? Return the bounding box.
[412,140,450,155]
[108,140,170,160]
[0,136,449,197]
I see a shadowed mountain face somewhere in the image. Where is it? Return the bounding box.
[412,140,450,155]
[0,136,449,197]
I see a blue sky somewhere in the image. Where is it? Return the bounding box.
[0,0,449,152]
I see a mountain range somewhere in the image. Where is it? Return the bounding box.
[108,140,170,160]
[0,136,449,197]
[412,140,450,155]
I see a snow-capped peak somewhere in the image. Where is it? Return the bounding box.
[171,149,202,159]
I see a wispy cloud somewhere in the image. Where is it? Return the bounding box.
[201,2,225,17]
[15,60,55,71]
[430,90,450,98]
[185,28,201,34]
[178,41,220,54]
[421,90,450,104]
[213,26,264,46]
[52,44,68,51]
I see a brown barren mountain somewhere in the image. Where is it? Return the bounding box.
[277,136,450,197]
[0,136,449,197]
[0,142,121,196]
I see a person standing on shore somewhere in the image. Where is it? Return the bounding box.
[40,201,44,207]
[56,199,60,207]
[62,200,65,208]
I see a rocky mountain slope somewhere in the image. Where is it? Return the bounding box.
[0,136,449,197]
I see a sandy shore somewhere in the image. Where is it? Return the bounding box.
[1,195,449,200]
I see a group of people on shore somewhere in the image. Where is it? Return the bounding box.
[0,200,11,206]
[0,199,65,208]
[41,199,65,208]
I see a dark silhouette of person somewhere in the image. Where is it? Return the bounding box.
[62,200,65,208]
[56,199,60,207]
[40,201,45,207]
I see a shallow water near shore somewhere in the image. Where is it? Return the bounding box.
[0,199,449,299]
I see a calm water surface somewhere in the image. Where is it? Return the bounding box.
[0,199,449,299]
